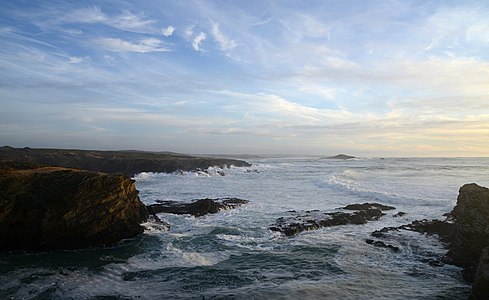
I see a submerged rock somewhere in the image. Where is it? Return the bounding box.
[365,239,399,252]
[393,211,407,218]
[0,162,148,251]
[146,198,249,217]
[342,202,395,211]
[270,203,394,236]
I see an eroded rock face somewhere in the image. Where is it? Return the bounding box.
[0,162,148,251]
[146,198,249,217]
[471,247,489,300]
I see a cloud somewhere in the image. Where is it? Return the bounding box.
[192,32,206,51]
[68,56,85,64]
[66,6,106,24]
[184,25,194,39]
[63,6,155,33]
[162,25,175,37]
[93,38,170,53]
[211,22,237,50]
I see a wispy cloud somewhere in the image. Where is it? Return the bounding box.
[211,22,237,50]
[92,37,170,53]
[63,6,156,33]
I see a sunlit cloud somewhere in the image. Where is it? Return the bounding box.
[192,32,206,51]
[162,25,175,37]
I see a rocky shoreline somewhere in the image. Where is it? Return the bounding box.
[270,184,489,299]
[0,146,251,177]
[368,183,489,299]
[0,161,251,252]
[269,202,394,236]
[1,152,487,298]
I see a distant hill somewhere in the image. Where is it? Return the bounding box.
[0,146,251,176]
[321,154,356,160]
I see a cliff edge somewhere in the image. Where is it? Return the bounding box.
[0,162,148,251]
[0,146,251,177]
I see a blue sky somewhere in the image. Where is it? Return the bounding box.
[1,0,489,156]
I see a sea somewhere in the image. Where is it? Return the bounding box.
[2,157,489,299]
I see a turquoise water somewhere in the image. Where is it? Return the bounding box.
[2,157,489,299]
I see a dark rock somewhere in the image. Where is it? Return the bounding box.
[342,202,396,211]
[393,212,407,217]
[365,239,399,252]
[425,259,444,267]
[0,162,148,252]
[448,184,489,269]
[147,198,249,217]
[0,146,251,177]
[145,213,171,232]
[471,247,489,299]
[270,207,385,236]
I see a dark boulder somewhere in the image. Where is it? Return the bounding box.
[0,162,148,251]
[146,198,249,217]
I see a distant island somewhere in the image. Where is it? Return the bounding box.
[321,154,356,160]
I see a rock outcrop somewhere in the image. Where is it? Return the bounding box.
[270,203,394,237]
[369,183,489,299]
[146,198,249,217]
[0,162,148,251]
[449,184,489,269]
[0,146,251,177]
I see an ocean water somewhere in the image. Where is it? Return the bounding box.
[2,157,489,299]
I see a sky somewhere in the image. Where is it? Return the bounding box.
[1,0,489,156]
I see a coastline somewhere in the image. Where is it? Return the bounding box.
[0,146,251,177]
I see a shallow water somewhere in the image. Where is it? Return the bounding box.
[2,157,489,299]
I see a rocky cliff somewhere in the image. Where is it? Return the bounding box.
[0,162,148,251]
[369,183,489,299]
[452,184,489,299]
[0,146,251,177]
